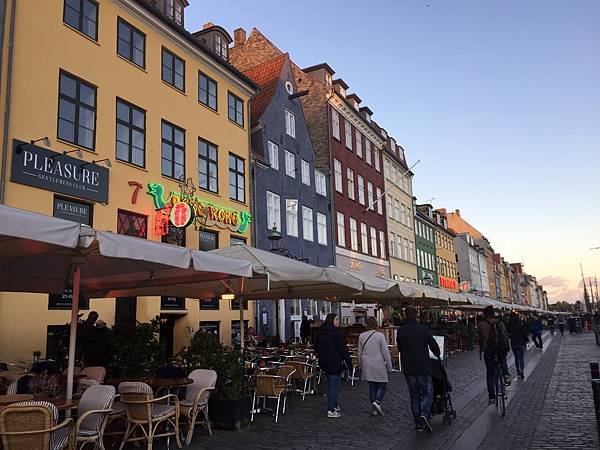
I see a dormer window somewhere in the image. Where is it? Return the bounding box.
[164,0,184,26]
[325,73,332,86]
[215,34,228,60]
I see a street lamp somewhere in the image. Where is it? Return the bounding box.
[267,224,282,251]
[422,273,432,286]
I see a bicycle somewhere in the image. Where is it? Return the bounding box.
[492,355,507,417]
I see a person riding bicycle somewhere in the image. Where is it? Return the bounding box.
[478,306,511,405]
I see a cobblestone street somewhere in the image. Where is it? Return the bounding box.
[176,331,600,450]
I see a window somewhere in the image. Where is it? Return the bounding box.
[198,71,217,110]
[230,236,246,246]
[199,229,218,251]
[301,159,310,185]
[332,108,340,140]
[357,175,365,205]
[349,219,358,251]
[390,233,397,257]
[286,199,298,237]
[355,129,362,158]
[308,299,318,317]
[302,206,314,241]
[162,48,185,91]
[315,170,327,196]
[376,188,383,215]
[360,223,368,253]
[387,197,393,219]
[370,227,378,257]
[379,230,386,258]
[228,92,244,126]
[115,98,145,168]
[401,204,406,225]
[164,0,184,25]
[58,71,96,150]
[334,159,343,193]
[285,150,295,178]
[317,212,327,245]
[337,212,345,247]
[229,153,245,202]
[117,210,147,238]
[400,237,407,260]
[215,34,228,59]
[198,320,220,336]
[344,121,352,150]
[198,138,218,193]
[384,160,390,179]
[367,182,374,211]
[161,121,185,179]
[63,0,98,40]
[290,299,301,316]
[365,139,372,165]
[117,18,145,68]
[374,147,381,172]
[347,168,355,200]
[285,109,296,138]
[409,241,414,263]
[266,191,281,231]
[394,199,400,221]
[268,141,279,170]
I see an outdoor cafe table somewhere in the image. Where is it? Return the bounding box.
[105,377,193,391]
[0,394,79,411]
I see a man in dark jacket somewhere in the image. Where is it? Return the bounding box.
[530,314,543,349]
[396,306,440,433]
[507,311,528,378]
[478,306,510,405]
[314,313,352,418]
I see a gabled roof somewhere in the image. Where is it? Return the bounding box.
[243,53,289,125]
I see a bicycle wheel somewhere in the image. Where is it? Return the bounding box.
[498,388,506,417]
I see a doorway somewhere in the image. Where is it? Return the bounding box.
[159,314,176,361]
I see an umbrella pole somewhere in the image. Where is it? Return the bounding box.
[66,265,81,402]
[239,297,245,351]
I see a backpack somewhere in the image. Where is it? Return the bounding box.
[487,319,510,351]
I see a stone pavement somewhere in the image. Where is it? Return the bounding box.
[154,331,599,450]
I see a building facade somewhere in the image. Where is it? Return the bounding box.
[415,204,438,285]
[454,232,482,292]
[433,210,458,291]
[0,0,257,361]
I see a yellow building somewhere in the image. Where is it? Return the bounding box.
[0,0,256,362]
[432,210,458,292]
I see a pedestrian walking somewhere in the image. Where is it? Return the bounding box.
[396,306,440,433]
[557,315,566,336]
[530,314,543,349]
[507,311,528,378]
[358,317,394,417]
[546,315,555,336]
[314,313,352,418]
[300,315,311,343]
[478,306,511,405]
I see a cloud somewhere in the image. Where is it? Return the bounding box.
[538,275,583,303]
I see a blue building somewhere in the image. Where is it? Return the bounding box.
[242,53,335,341]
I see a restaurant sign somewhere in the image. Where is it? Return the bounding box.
[11,140,109,203]
[147,182,251,236]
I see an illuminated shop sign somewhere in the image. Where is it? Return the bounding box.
[147,182,251,237]
[439,277,458,290]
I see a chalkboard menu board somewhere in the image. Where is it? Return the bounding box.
[48,288,89,310]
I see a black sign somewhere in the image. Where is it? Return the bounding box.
[231,299,248,310]
[199,297,220,310]
[48,288,89,310]
[161,296,186,310]
[53,196,92,225]
[11,140,109,203]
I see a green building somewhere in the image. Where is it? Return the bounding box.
[414,204,438,286]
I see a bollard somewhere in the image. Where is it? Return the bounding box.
[591,362,600,380]
[593,380,600,442]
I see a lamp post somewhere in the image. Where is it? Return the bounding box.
[267,225,282,337]
[422,273,433,286]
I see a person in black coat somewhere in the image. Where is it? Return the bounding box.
[507,311,528,378]
[314,313,352,418]
[300,316,311,343]
[396,306,440,433]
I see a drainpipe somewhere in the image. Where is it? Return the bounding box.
[0,0,16,204]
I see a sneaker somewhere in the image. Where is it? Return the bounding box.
[488,397,495,405]
[334,406,341,412]
[503,375,511,386]
[519,373,525,379]
[327,410,341,418]
[371,408,378,416]
[372,401,384,416]
[420,415,432,433]
[416,425,424,432]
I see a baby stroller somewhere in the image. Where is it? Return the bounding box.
[431,357,457,425]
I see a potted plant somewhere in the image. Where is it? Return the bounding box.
[184,332,251,431]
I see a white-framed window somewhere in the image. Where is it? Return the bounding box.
[285,150,295,178]
[360,222,368,253]
[266,191,281,231]
[365,139,372,165]
[367,182,374,211]
[316,212,327,245]
[394,199,400,221]
[357,175,365,205]
[334,159,342,193]
[355,129,362,158]
[374,147,381,172]
[301,159,310,185]
[347,168,355,200]
[336,212,345,246]
[379,230,386,258]
[345,121,352,150]
[349,218,358,251]
[331,108,340,140]
[315,170,327,196]
[285,109,296,138]
[400,236,407,260]
[370,226,377,257]
[387,196,393,218]
[286,198,298,237]
[408,240,414,263]
[268,140,279,170]
[390,232,397,257]
[290,299,301,316]
[390,165,396,184]
[308,299,318,317]
[406,208,412,228]
[302,206,313,241]
[376,188,383,215]
[401,204,406,225]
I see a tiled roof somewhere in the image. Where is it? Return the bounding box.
[243,53,288,125]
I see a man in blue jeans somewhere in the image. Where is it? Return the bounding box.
[396,306,441,432]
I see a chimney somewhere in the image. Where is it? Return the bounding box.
[437,208,447,215]
[455,209,461,217]
[203,22,215,30]
[234,28,246,46]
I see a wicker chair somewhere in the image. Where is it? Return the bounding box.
[74,384,115,450]
[118,381,182,450]
[6,381,17,395]
[250,374,287,423]
[287,361,315,400]
[180,369,216,445]
[78,367,106,394]
[0,400,74,450]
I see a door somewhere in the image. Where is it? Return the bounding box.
[159,315,176,360]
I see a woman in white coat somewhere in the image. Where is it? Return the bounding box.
[358,317,394,416]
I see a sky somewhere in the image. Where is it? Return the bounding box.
[186,0,600,303]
